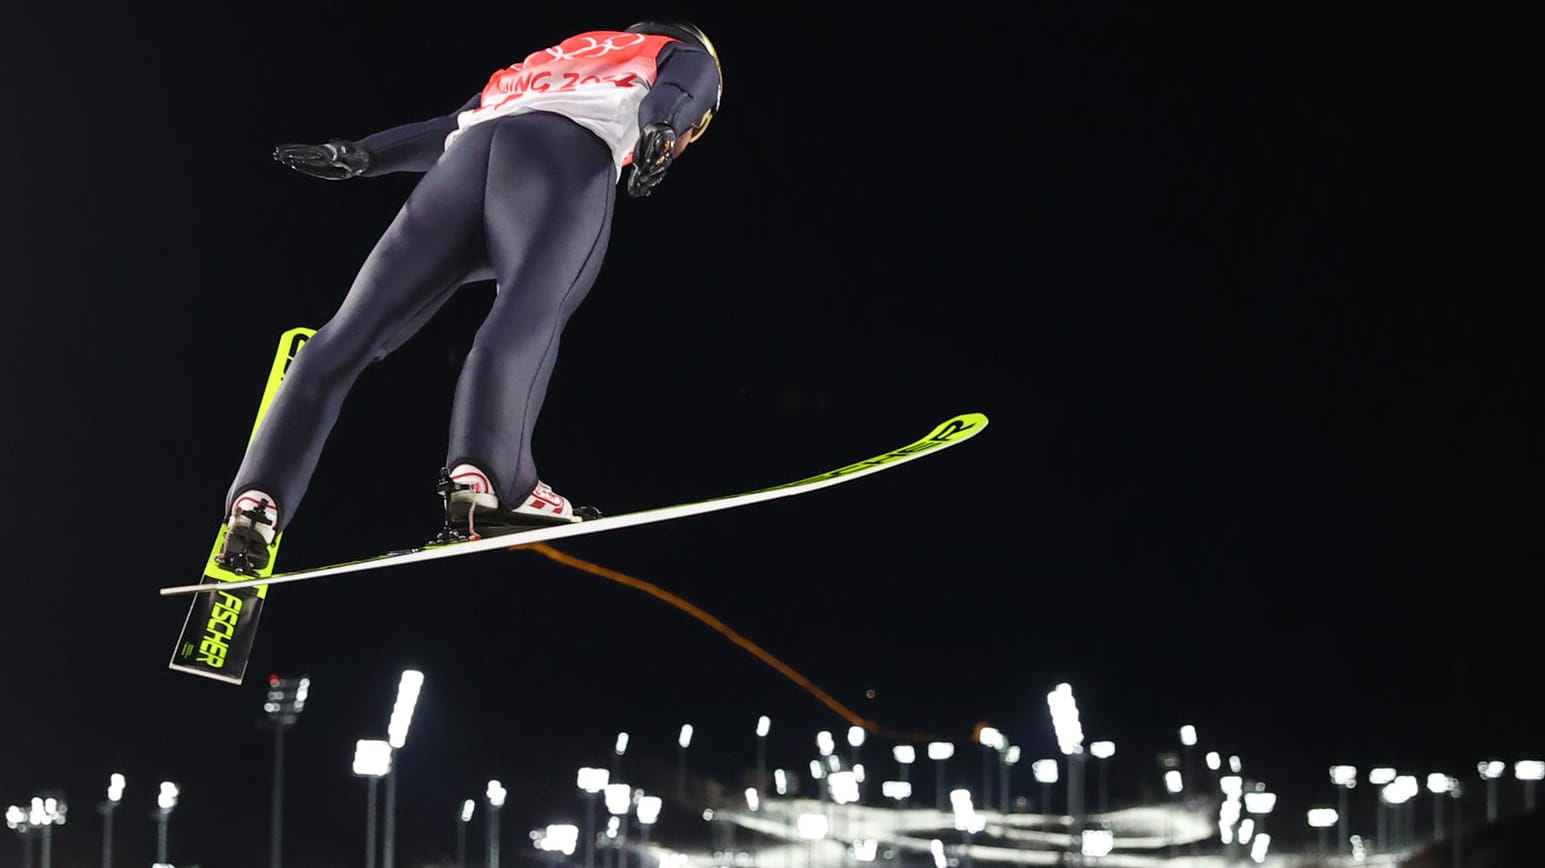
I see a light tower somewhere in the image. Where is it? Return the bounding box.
[1477,761,1504,822]
[1046,683,1086,844]
[353,739,392,868]
[1330,765,1357,856]
[263,672,311,868]
[457,800,475,868]
[577,767,610,868]
[101,773,125,868]
[1517,760,1544,812]
[1307,808,1339,856]
[1089,742,1115,815]
[677,724,694,799]
[755,716,771,795]
[486,780,508,868]
[384,669,424,868]
[155,782,180,867]
[893,745,916,809]
[927,741,955,810]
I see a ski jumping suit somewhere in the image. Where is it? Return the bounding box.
[225,30,721,529]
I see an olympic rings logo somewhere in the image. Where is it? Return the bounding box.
[543,32,648,61]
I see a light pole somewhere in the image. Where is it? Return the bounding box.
[101,773,125,868]
[486,780,507,868]
[1089,742,1115,816]
[1427,774,1456,843]
[893,746,916,810]
[677,724,694,800]
[1046,683,1086,845]
[1379,776,1417,853]
[5,804,31,868]
[1307,808,1338,856]
[1031,759,1058,820]
[927,742,954,811]
[1219,775,1243,862]
[847,726,867,805]
[614,732,630,779]
[578,767,610,868]
[1001,745,1020,816]
[636,794,662,864]
[28,796,66,868]
[1178,725,1197,799]
[385,669,424,868]
[756,717,771,798]
[976,726,1004,812]
[1477,760,1504,822]
[1517,760,1544,812]
[262,672,311,868]
[353,739,393,868]
[458,800,475,868]
[605,783,632,868]
[1330,765,1357,856]
[533,824,580,864]
[1243,788,1276,849]
[155,782,179,866]
[1370,767,1397,851]
[1163,769,1183,857]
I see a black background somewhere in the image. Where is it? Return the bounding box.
[1,3,1538,866]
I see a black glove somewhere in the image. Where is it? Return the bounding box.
[626,123,678,198]
[273,139,374,180]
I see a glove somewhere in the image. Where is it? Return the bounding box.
[273,139,374,180]
[626,123,678,198]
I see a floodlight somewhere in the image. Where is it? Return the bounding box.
[1307,808,1338,828]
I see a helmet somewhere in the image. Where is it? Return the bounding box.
[625,20,721,137]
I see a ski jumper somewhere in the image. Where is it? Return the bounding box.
[225,31,721,529]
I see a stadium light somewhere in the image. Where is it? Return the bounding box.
[101,773,126,868]
[1478,760,1505,822]
[1081,828,1114,858]
[817,731,836,757]
[1307,807,1338,856]
[1046,683,1087,837]
[1089,741,1115,815]
[927,741,954,810]
[676,724,693,799]
[383,670,424,868]
[633,793,662,856]
[830,772,860,805]
[457,800,475,868]
[154,782,179,865]
[886,743,916,807]
[1330,765,1357,855]
[577,768,609,868]
[353,741,391,868]
[1518,760,1544,812]
[486,780,507,868]
[754,716,770,804]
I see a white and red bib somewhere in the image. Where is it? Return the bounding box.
[445,31,677,175]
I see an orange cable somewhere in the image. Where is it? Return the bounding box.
[517,541,947,743]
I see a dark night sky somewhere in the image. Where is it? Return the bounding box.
[2,3,1538,866]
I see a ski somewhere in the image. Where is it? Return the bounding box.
[167,326,315,684]
[160,412,988,598]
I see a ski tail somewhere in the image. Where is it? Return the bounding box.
[168,327,314,684]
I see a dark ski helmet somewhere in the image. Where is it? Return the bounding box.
[625,20,721,137]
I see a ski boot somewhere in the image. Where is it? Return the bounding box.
[434,466,600,544]
[215,491,279,574]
